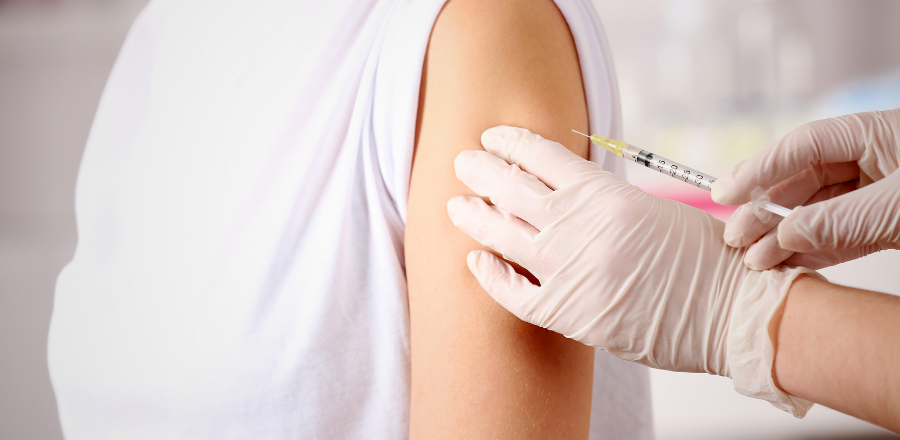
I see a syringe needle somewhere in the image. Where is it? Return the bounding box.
[572,129,589,138]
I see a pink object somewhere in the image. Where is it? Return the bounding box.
[638,183,737,221]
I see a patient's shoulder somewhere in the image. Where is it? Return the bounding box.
[433,0,573,49]
[421,0,589,157]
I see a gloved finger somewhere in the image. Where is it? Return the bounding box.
[454,150,564,230]
[737,178,861,268]
[778,171,900,252]
[802,179,858,205]
[480,125,611,190]
[722,169,814,247]
[782,244,882,270]
[713,111,888,206]
[723,205,779,248]
[723,167,820,248]
[743,180,859,269]
[723,163,859,247]
[743,228,794,270]
[812,161,861,189]
[447,195,554,279]
[466,250,542,326]
[735,177,859,269]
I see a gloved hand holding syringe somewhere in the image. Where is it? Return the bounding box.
[572,130,793,222]
[448,110,900,432]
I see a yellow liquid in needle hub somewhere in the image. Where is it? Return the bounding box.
[572,130,627,156]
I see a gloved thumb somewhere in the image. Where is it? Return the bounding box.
[466,250,541,325]
[778,172,900,252]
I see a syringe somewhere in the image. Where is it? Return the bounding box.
[573,130,793,219]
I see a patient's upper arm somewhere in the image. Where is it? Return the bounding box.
[406,0,595,438]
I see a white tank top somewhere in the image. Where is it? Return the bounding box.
[48,0,653,438]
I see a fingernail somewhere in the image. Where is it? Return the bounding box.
[481,126,515,157]
[446,196,466,224]
[743,253,763,271]
[453,150,476,180]
[723,228,741,247]
[467,250,484,275]
[776,223,786,249]
[722,206,745,247]
[711,175,733,204]
[776,219,804,252]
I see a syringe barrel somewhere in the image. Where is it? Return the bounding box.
[620,144,716,192]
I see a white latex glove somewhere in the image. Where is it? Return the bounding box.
[448,126,817,416]
[713,109,900,270]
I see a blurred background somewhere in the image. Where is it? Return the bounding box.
[0,0,898,439]
[595,1,900,439]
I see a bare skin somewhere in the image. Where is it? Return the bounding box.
[771,275,900,433]
[406,0,597,437]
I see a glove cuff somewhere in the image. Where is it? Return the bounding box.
[727,266,822,418]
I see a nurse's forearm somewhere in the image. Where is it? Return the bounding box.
[770,275,900,432]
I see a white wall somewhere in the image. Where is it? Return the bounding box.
[0,3,146,439]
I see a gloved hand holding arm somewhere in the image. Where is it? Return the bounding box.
[447,126,817,416]
[712,109,900,270]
